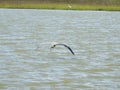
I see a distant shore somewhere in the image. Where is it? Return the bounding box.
[0,3,120,11]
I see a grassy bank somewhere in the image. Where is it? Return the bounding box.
[0,3,120,11]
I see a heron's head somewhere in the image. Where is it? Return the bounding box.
[51,45,56,48]
[51,42,58,48]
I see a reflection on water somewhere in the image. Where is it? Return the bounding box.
[0,9,120,90]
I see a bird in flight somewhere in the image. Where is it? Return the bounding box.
[50,43,75,55]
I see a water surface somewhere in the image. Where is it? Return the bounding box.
[0,9,120,90]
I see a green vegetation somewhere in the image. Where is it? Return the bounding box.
[0,0,120,11]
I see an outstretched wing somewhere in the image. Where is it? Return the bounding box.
[56,44,75,55]
[64,45,75,55]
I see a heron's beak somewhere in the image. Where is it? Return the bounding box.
[51,46,54,48]
[51,46,53,48]
[50,45,55,52]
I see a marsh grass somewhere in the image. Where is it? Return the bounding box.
[0,3,120,11]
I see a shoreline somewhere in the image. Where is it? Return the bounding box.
[0,3,120,11]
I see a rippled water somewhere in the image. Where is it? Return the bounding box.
[0,9,120,90]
